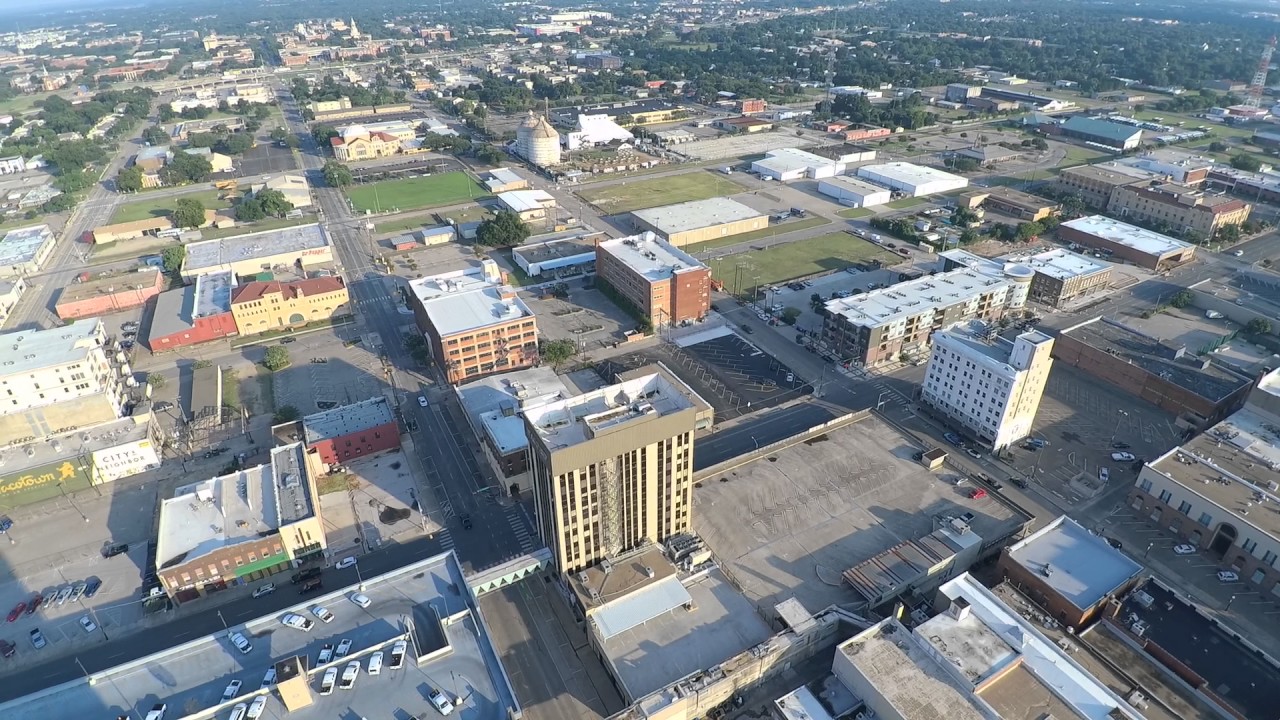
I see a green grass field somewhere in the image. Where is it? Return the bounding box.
[684,215,830,253]
[707,232,900,288]
[886,196,926,210]
[373,214,438,236]
[111,190,231,223]
[1059,146,1111,167]
[346,172,487,213]
[837,207,875,219]
[577,172,746,214]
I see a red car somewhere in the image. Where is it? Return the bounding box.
[6,603,25,623]
[25,595,41,615]
[967,488,988,500]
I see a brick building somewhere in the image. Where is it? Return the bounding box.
[147,270,238,352]
[302,397,400,465]
[1056,164,1153,208]
[230,277,349,336]
[595,232,711,326]
[1107,183,1250,239]
[1057,216,1196,271]
[55,267,165,320]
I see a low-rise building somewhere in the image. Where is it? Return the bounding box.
[0,224,56,277]
[1058,215,1195,270]
[147,270,238,352]
[230,276,349,335]
[0,276,24,324]
[1112,148,1214,186]
[248,174,311,209]
[551,99,685,127]
[330,125,400,161]
[1056,163,1155,208]
[183,147,234,174]
[155,443,326,603]
[998,515,1142,629]
[713,115,774,133]
[816,175,892,207]
[822,262,1031,367]
[180,224,332,279]
[482,168,528,194]
[302,397,400,466]
[1050,116,1143,151]
[456,366,571,478]
[55,267,165,320]
[855,162,968,197]
[496,189,556,222]
[945,83,982,103]
[407,260,538,384]
[1107,182,1250,239]
[922,324,1054,450]
[750,147,845,181]
[630,197,767,248]
[512,236,598,278]
[595,232,711,326]
[957,187,1059,222]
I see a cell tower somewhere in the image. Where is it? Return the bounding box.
[1245,35,1277,109]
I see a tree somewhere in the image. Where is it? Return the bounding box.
[312,124,339,145]
[474,145,503,164]
[1230,153,1262,172]
[540,338,577,369]
[273,405,300,423]
[146,372,167,390]
[952,207,980,226]
[475,210,530,247]
[172,197,206,229]
[781,307,802,325]
[1015,221,1044,242]
[1208,141,1229,153]
[235,198,266,221]
[214,133,255,155]
[951,156,979,172]
[322,160,352,188]
[270,126,290,143]
[263,346,291,371]
[161,245,185,272]
[1247,318,1273,335]
[1169,290,1194,309]
[256,189,294,217]
[284,135,301,149]
[141,126,169,146]
[161,151,213,185]
[116,167,146,195]
[1217,223,1242,244]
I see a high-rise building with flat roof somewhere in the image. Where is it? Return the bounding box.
[523,372,700,573]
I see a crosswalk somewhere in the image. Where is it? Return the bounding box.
[507,506,537,554]
[437,528,455,551]
[839,364,912,409]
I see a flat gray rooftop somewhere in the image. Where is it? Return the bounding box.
[0,552,519,720]
[184,223,328,273]
[303,396,396,444]
[0,223,53,265]
[1062,215,1191,258]
[0,319,107,376]
[631,197,764,235]
[692,417,1025,614]
[2,415,153,477]
[1006,516,1141,611]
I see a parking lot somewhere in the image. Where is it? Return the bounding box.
[272,344,389,415]
[235,142,299,178]
[317,450,439,555]
[656,326,808,419]
[520,283,638,354]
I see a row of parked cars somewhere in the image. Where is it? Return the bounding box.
[6,577,102,624]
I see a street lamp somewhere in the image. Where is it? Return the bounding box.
[1108,410,1129,447]
[216,610,228,631]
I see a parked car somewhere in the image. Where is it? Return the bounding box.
[252,583,276,599]
[54,586,73,606]
[28,628,45,649]
[223,680,242,701]
[290,567,320,584]
[311,605,335,623]
[350,593,371,609]
[943,432,963,446]
[1010,477,1028,489]
[1111,452,1135,462]
[967,488,987,500]
[1105,537,1123,551]
[281,613,313,631]
[7,603,25,623]
[228,704,248,720]
[1173,544,1197,555]
[0,639,15,658]
[1111,441,1131,450]
[1098,467,1110,483]
[965,448,981,460]
[261,668,277,690]
[67,583,86,604]
[317,644,334,665]
[336,638,352,658]
[1217,570,1240,583]
[78,616,97,634]
[334,557,358,570]
[246,696,267,719]
[26,595,42,615]
[83,578,102,598]
[339,660,360,690]
[390,640,407,670]
[229,632,253,654]
[429,689,455,716]
[1025,438,1049,449]
[102,543,129,558]
[368,651,384,675]
[319,667,338,695]
[144,704,167,720]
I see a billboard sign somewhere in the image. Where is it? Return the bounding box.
[0,459,92,507]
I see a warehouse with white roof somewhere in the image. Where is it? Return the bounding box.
[630,197,768,248]
[1058,215,1195,270]
[817,175,893,207]
[856,161,969,197]
[750,147,845,181]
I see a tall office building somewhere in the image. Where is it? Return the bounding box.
[922,324,1054,450]
[523,371,699,573]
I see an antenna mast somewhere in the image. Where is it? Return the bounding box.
[1245,35,1276,109]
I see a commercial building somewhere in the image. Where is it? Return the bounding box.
[1127,371,1280,603]
[945,83,982,103]
[54,267,165,320]
[0,320,132,441]
[0,414,162,507]
[1051,116,1143,151]
[998,515,1142,629]
[180,224,332,279]
[1113,148,1214,186]
[524,371,699,574]
[816,175,892,207]
[750,147,845,181]
[551,99,685,127]
[1056,163,1155,208]
[230,276,348,335]
[822,262,1031,368]
[1206,166,1280,204]
[156,442,326,602]
[955,145,1021,165]
[0,224,56,277]
[630,197,767,248]
[565,113,634,150]
[595,232,711,326]
[940,248,1112,308]
[1107,182,1250,239]
[302,397,399,466]
[855,162,969,197]
[512,236,597,278]
[831,574,1145,720]
[922,324,1054,450]
[310,102,412,124]
[957,187,1059,221]
[496,189,556,222]
[713,115,774,133]
[147,270,238,352]
[1058,215,1195,271]
[329,125,400,161]
[581,53,622,70]
[456,366,571,478]
[839,124,891,142]
[407,260,539,385]
[482,167,528,194]
[0,276,24,325]
[248,174,312,209]
[1053,316,1255,428]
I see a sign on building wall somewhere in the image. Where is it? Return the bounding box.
[0,459,92,507]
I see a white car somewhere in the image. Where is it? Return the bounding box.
[319,667,338,695]
[222,680,242,701]
[418,395,429,407]
[54,586,73,606]
[229,632,253,654]
[281,613,314,631]
[1217,570,1240,583]
[261,668,277,690]
[228,704,248,720]
[1172,544,1197,555]
[350,592,371,609]
[1098,467,1109,483]
[310,605,335,623]
[429,688,455,716]
[390,640,407,669]
[336,638,353,658]
[368,651,383,675]
[339,660,360,690]
[1110,452,1135,462]
[78,616,97,634]
[246,696,267,720]
[335,556,358,570]
[317,643,334,664]
[1234,249,1245,257]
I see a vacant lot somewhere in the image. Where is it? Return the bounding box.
[576,171,745,214]
[111,189,231,223]
[706,232,899,286]
[346,172,487,213]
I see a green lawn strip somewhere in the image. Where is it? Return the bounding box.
[111,189,231,223]
[576,172,747,214]
[837,207,874,219]
[886,196,926,209]
[683,215,830,253]
[705,232,899,288]
[345,172,488,213]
